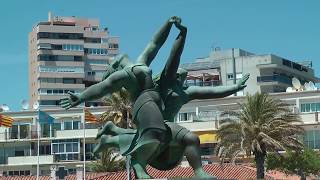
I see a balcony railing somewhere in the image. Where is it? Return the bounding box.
[7,155,54,165]
[186,80,221,87]
[257,75,291,85]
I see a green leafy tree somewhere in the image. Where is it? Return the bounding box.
[266,149,320,180]
[216,93,304,179]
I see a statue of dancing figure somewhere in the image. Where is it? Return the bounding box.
[92,19,250,178]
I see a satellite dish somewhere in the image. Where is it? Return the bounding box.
[304,82,311,91]
[1,104,10,112]
[309,81,317,90]
[286,87,294,92]
[292,77,301,90]
[22,99,29,110]
[33,101,39,110]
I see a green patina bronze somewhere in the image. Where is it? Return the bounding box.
[60,17,249,179]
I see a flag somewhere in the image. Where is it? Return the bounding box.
[0,114,14,128]
[84,109,97,123]
[38,110,55,124]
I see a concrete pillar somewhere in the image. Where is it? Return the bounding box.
[50,165,57,179]
[76,165,83,180]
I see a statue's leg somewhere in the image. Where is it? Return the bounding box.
[93,135,120,156]
[182,133,214,178]
[96,121,135,139]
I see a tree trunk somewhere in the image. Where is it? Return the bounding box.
[298,169,306,180]
[254,151,266,179]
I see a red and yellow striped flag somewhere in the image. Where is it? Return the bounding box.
[84,109,97,123]
[0,114,14,128]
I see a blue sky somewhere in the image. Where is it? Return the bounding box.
[0,0,319,111]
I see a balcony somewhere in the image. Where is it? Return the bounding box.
[186,80,221,87]
[7,155,54,166]
[257,75,291,85]
[55,129,98,139]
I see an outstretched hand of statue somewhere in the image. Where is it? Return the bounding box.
[237,73,250,90]
[60,92,82,110]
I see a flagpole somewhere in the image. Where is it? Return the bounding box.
[37,109,40,180]
[126,109,131,180]
[83,108,86,180]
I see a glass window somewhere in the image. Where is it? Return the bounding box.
[311,103,317,112]
[59,144,64,152]
[317,103,320,111]
[73,121,80,130]
[301,104,306,112]
[64,121,72,130]
[306,103,311,112]
[227,73,234,80]
[52,144,58,153]
[66,144,72,152]
[10,125,18,139]
[20,124,30,139]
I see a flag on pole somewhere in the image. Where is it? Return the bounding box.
[84,109,98,123]
[0,114,14,127]
[38,110,55,124]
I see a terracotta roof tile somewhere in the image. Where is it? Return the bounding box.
[2,163,311,180]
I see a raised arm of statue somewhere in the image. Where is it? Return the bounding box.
[137,16,181,66]
[160,22,187,88]
[60,70,130,109]
[186,73,250,101]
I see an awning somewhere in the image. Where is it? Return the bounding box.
[195,131,219,144]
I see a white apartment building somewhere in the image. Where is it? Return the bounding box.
[29,12,119,109]
[1,90,320,176]
[181,48,318,95]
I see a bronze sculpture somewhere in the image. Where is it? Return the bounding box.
[60,16,249,179]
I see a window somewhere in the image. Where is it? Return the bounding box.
[41,124,50,138]
[178,112,197,122]
[73,121,80,130]
[38,55,83,62]
[304,130,320,149]
[62,44,83,51]
[52,139,80,161]
[64,121,73,130]
[227,73,234,80]
[10,125,18,139]
[20,124,30,139]
[84,37,101,43]
[39,100,60,106]
[109,43,119,49]
[63,78,76,84]
[40,89,81,95]
[37,43,51,50]
[37,32,83,40]
[39,66,84,73]
[300,103,320,113]
[85,48,107,55]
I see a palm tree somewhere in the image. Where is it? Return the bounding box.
[92,88,133,173]
[91,148,126,172]
[99,88,134,128]
[216,93,304,179]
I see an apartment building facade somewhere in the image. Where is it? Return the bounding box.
[1,90,320,177]
[181,48,318,95]
[29,12,119,109]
